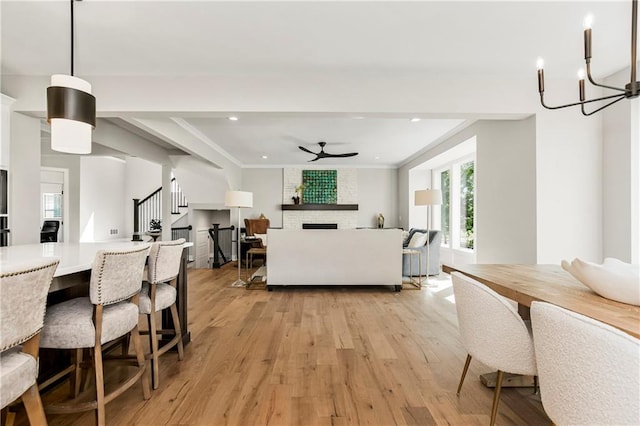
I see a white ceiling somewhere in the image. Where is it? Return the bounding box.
[1,0,635,167]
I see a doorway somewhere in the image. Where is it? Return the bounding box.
[40,167,69,243]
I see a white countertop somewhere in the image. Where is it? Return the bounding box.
[0,241,193,277]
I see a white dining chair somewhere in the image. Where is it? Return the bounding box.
[1,259,58,425]
[138,238,185,390]
[531,301,640,425]
[39,246,151,426]
[451,272,537,426]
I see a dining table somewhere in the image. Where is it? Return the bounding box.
[442,263,640,388]
[442,263,640,339]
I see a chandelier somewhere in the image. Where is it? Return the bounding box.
[536,0,638,116]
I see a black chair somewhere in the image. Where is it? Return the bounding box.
[40,220,60,242]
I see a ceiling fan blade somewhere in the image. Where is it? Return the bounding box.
[298,146,317,154]
[328,152,358,158]
[308,156,321,162]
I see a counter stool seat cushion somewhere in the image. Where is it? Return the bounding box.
[139,282,176,314]
[0,348,37,408]
[40,297,139,349]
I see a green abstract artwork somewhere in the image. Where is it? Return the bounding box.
[302,170,337,204]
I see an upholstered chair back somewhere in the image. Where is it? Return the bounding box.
[451,272,536,375]
[531,301,640,425]
[147,239,185,284]
[0,259,58,351]
[89,246,149,305]
[244,218,270,236]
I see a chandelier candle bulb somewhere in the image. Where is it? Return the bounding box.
[536,58,545,93]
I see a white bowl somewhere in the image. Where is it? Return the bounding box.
[561,257,640,306]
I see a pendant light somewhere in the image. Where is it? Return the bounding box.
[47,0,96,154]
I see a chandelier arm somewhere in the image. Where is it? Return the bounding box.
[581,94,627,116]
[585,63,627,92]
[540,92,624,110]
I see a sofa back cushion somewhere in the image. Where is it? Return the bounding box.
[407,231,429,248]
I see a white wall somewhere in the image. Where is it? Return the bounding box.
[242,168,283,227]
[475,118,537,263]
[357,168,398,228]
[79,157,126,242]
[0,94,15,169]
[602,67,640,264]
[535,109,602,263]
[9,112,40,244]
[123,157,162,238]
[400,118,538,264]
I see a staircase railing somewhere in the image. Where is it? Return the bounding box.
[208,224,233,268]
[132,178,188,241]
[172,225,193,261]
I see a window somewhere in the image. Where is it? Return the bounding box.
[435,157,475,252]
[440,170,450,245]
[43,193,62,219]
[459,161,474,249]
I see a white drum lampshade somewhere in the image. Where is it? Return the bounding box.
[225,190,253,208]
[47,74,96,154]
[415,189,442,206]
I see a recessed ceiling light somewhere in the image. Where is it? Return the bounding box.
[228,116,238,121]
[375,156,380,160]
[410,118,421,122]
[261,155,268,159]
[352,116,365,120]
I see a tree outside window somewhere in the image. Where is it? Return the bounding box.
[459,161,474,249]
[440,170,450,245]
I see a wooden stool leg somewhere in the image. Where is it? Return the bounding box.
[490,370,504,426]
[20,384,47,426]
[70,348,83,398]
[170,303,185,361]
[130,324,151,399]
[148,311,160,390]
[93,342,106,426]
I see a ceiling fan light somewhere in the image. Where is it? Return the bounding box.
[47,74,95,154]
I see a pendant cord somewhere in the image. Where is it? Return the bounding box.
[70,0,74,76]
[631,0,637,84]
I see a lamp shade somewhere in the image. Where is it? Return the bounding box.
[415,189,442,206]
[225,190,253,208]
[47,74,96,154]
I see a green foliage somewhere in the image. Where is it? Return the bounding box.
[440,170,450,244]
[460,161,474,249]
[149,219,162,231]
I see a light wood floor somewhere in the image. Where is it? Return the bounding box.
[19,264,549,425]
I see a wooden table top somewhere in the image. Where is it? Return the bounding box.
[442,263,640,339]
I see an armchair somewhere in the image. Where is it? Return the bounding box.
[402,229,441,276]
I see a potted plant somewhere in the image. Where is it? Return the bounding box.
[148,219,162,233]
[294,184,305,204]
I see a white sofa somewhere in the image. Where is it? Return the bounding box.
[266,229,403,291]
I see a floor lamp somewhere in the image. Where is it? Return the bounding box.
[415,189,442,287]
[225,190,253,287]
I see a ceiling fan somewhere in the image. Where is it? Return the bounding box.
[298,141,359,162]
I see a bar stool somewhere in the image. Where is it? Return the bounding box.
[39,246,151,426]
[138,239,185,390]
[1,259,58,425]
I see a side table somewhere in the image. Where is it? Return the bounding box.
[402,248,422,289]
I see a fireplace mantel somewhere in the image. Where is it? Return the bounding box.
[281,204,358,211]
